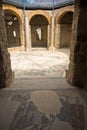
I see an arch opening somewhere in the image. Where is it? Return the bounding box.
[4,10,21,48]
[30,15,49,48]
[58,12,73,48]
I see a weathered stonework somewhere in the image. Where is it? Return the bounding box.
[67,0,87,90]
[3,4,25,51]
[54,6,74,49]
[3,4,74,51]
[0,3,13,88]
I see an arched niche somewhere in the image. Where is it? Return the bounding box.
[58,11,73,48]
[30,14,49,47]
[4,9,21,48]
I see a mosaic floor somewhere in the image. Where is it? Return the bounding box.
[0,88,87,130]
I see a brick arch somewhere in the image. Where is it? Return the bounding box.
[3,4,23,24]
[3,4,25,50]
[55,6,74,24]
[29,10,51,24]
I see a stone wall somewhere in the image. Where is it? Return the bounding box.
[67,0,87,90]
[0,2,13,88]
[60,24,72,48]
[6,20,21,48]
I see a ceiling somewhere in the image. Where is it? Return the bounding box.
[3,0,75,9]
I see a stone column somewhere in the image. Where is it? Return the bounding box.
[49,13,55,51]
[47,25,50,48]
[0,1,13,88]
[29,25,31,48]
[20,21,25,51]
[24,13,31,51]
[67,0,87,89]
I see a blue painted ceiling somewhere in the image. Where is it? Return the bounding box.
[3,0,75,9]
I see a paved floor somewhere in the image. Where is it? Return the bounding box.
[10,48,69,79]
[0,49,87,130]
[10,48,70,89]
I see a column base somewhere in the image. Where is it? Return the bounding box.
[48,46,56,51]
[26,47,31,52]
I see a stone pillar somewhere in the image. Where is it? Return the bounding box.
[0,1,13,88]
[29,25,31,48]
[24,13,31,51]
[67,0,87,89]
[49,14,55,51]
[20,21,25,51]
[47,25,50,48]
